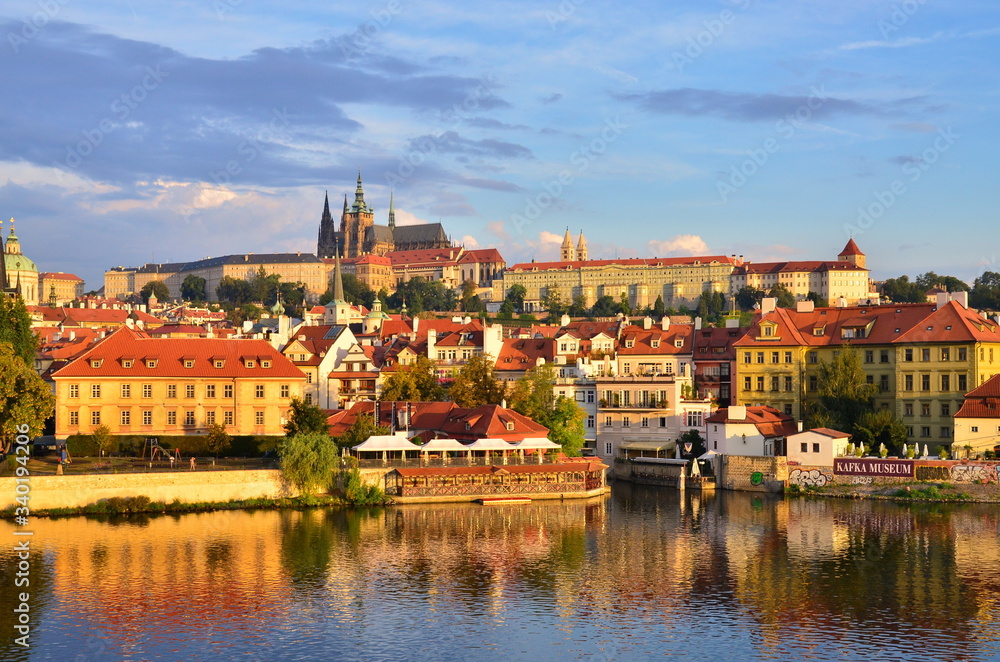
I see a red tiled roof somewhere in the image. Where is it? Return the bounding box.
[617,324,692,355]
[496,338,555,370]
[805,427,851,439]
[39,272,84,281]
[52,327,305,379]
[556,320,621,340]
[733,304,941,348]
[839,238,864,257]
[705,405,798,438]
[458,248,505,264]
[735,261,865,275]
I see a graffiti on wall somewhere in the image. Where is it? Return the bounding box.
[789,468,832,487]
[849,476,874,485]
[950,464,999,484]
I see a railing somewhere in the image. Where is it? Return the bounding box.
[598,402,670,410]
[389,478,603,498]
[353,455,562,469]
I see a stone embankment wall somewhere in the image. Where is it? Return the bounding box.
[718,455,788,493]
[788,460,999,489]
[0,470,300,510]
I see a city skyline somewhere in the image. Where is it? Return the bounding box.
[1,1,998,289]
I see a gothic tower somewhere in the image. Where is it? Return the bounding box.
[340,171,375,258]
[316,191,338,259]
[560,227,576,262]
[576,229,588,262]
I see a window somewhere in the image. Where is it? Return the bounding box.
[756,376,764,391]
[904,348,913,362]
[122,359,133,368]
[905,403,913,416]
[186,384,195,398]
[958,347,967,361]
[940,426,950,438]
[146,360,157,369]
[743,352,751,364]
[605,442,612,456]
[808,375,817,392]
[142,384,152,398]
[604,415,612,427]
[744,376,751,391]
[91,411,101,425]
[506,421,515,431]
[807,351,818,364]
[941,404,950,416]
[587,391,595,403]
[206,411,216,425]
[880,374,889,392]
[907,426,914,437]
[904,374,913,391]
[184,359,195,369]
[214,360,225,369]
[641,417,649,428]
[184,411,195,425]
[587,416,595,429]
[784,376,793,392]
[756,352,764,364]
[971,426,979,433]
[784,404,793,416]
[921,403,931,416]
[255,384,265,399]
[880,350,889,364]
[91,384,101,399]
[142,410,152,425]
[305,393,313,404]
[623,364,631,374]
[69,411,79,425]
[305,373,312,384]
[921,348,930,362]
[784,351,792,363]
[224,411,233,425]
[771,351,779,364]
[167,411,177,425]
[280,384,290,398]
[813,443,820,453]
[941,348,950,361]
[921,426,930,437]
[864,350,874,364]
[958,374,967,392]
[69,384,79,398]
[224,384,233,398]
[261,360,271,369]
[167,384,177,398]
[245,360,255,369]
[660,417,667,428]
[623,416,630,428]
[255,411,265,425]
[686,411,703,427]
[120,410,130,425]
[921,374,930,391]
[770,376,780,392]
[206,384,215,398]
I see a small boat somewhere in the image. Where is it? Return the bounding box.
[478,496,532,505]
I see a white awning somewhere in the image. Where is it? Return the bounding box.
[419,438,471,452]
[465,438,518,451]
[352,433,423,452]
[620,440,676,452]
[513,437,562,450]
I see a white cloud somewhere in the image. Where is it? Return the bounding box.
[647,234,708,256]
[392,209,427,226]
[461,234,480,248]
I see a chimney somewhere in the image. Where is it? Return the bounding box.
[952,291,969,309]
[761,297,776,316]
[411,317,419,335]
[796,300,815,313]
[797,421,804,432]
[661,316,670,331]
[125,317,135,330]
[642,316,652,330]
[427,330,436,356]
[694,316,702,331]
[837,297,848,308]
[728,405,747,420]
[936,292,948,310]
[560,313,571,327]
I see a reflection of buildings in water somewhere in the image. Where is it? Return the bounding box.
[785,499,850,561]
[941,508,1000,622]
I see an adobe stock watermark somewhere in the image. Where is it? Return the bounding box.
[7,0,71,54]
[338,0,404,59]
[384,74,500,188]
[672,0,752,73]
[54,65,169,173]
[878,0,928,40]
[547,0,585,29]
[209,108,291,187]
[214,0,242,20]
[511,116,627,236]
[717,85,828,201]
[844,127,958,238]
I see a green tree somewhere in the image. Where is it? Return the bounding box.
[806,346,878,434]
[380,355,445,402]
[970,271,1000,311]
[180,274,207,302]
[768,283,796,309]
[284,397,331,437]
[678,429,707,458]
[734,286,764,311]
[279,432,340,493]
[216,276,251,304]
[652,294,666,318]
[226,303,263,325]
[0,343,55,454]
[334,413,390,451]
[806,291,829,308]
[449,353,506,407]
[249,266,281,304]
[92,424,117,457]
[852,408,908,454]
[498,299,515,318]
[505,284,527,313]
[882,275,925,303]
[140,280,169,303]
[205,422,232,458]
[567,294,587,318]
[541,286,565,323]
[590,295,618,318]
[0,294,38,366]
[508,364,585,456]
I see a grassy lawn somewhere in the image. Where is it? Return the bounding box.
[2,454,278,476]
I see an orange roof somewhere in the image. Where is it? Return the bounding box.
[53,327,305,379]
[458,248,505,264]
[705,405,798,438]
[894,301,1000,344]
[39,272,84,281]
[355,254,392,265]
[955,374,1000,418]
[556,320,621,340]
[508,255,738,271]
[387,247,464,266]
[496,338,555,370]
[617,324,692,355]
[735,261,865,275]
[804,427,851,439]
[839,238,864,257]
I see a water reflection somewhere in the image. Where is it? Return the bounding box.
[0,490,998,661]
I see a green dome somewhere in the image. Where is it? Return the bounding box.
[4,252,37,273]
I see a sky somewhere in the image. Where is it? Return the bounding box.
[0,0,998,290]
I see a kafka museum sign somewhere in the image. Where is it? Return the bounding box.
[833,458,915,478]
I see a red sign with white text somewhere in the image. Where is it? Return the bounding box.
[833,458,914,477]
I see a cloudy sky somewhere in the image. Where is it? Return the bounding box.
[1,0,998,289]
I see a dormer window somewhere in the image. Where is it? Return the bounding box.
[214,360,225,369]
[465,423,471,431]
[261,360,271,368]
[674,339,684,348]
[625,340,634,348]
[146,360,157,369]
[122,359,133,368]
[651,339,660,348]
[90,359,103,369]
[506,421,515,431]
[184,359,195,369]
[245,360,256,368]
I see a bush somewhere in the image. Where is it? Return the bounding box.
[279,432,339,494]
[343,468,390,506]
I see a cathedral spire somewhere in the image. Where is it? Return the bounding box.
[322,190,331,219]
[388,190,396,230]
[560,226,575,262]
[576,229,588,262]
[353,170,368,212]
[333,241,346,304]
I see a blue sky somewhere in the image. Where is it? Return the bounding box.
[0,0,998,290]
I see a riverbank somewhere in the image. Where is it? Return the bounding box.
[0,493,350,519]
[789,480,1000,503]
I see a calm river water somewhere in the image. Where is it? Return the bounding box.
[2,485,1000,661]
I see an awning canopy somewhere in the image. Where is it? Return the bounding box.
[465,438,518,451]
[352,434,423,452]
[620,440,675,451]
[513,437,562,450]
[419,438,471,452]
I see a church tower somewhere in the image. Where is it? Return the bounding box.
[576,230,588,262]
[838,238,866,269]
[316,191,338,259]
[339,171,375,258]
[560,227,576,262]
[388,190,396,230]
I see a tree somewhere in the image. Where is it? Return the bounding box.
[249,266,281,304]
[508,364,585,456]
[505,284,527,313]
[216,276,251,305]
[970,271,1000,311]
[226,303,263,325]
[92,424,116,457]
[696,290,727,324]
[678,429,707,458]
[735,286,764,311]
[852,409,907,454]
[279,432,340,493]
[0,295,38,367]
[498,299,515,318]
[541,286,565,323]
[618,293,632,317]
[882,275,923,303]
[320,273,375,307]
[590,295,618,318]
[806,291,828,308]
[449,354,506,407]
[180,274,207,302]
[140,280,169,303]
[568,295,587,318]
[805,346,878,434]
[379,355,444,402]
[0,343,55,454]
[652,295,666,318]
[205,423,231,458]
[333,413,390,451]
[915,271,969,293]
[767,283,795,309]
[284,397,331,437]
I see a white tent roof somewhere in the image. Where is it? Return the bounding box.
[419,438,471,452]
[352,434,423,452]
[513,437,562,450]
[465,438,517,451]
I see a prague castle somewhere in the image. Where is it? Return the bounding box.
[317,172,450,259]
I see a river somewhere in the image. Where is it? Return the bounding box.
[2,485,999,661]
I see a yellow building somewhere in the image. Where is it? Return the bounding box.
[2,218,40,305]
[953,374,1000,456]
[40,272,86,305]
[734,298,1000,448]
[52,325,306,438]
